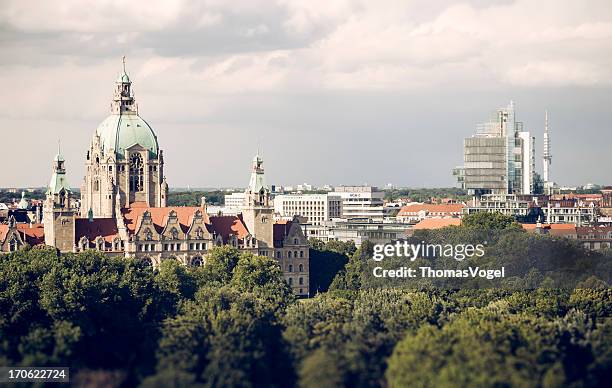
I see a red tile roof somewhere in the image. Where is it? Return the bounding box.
[521,223,577,237]
[122,206,208,234]
[0,223,45,246]
[0,225,7,242]
[412,218,461,230]
[398,203,465,216]
[208,214,249,242]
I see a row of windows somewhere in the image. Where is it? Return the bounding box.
[275,250,305,259]
[139,242,210,252]
[189,242,207,250]
[163,243,181,251]
[287,277,305,286]
[287,264,305,272]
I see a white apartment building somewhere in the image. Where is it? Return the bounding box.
[274,194,342,225]
[306,219,410,245]
[544,200,597,225]
[333,186,385,220]
[224,192,246,210]
[464,194,531,217]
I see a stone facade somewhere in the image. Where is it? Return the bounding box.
[80,64,167,218]
[33,63,310,297]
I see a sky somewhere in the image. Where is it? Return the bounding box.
[0,0,611,189]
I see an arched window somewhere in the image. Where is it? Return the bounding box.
[195,227,203,239]
[192,256,203,267]
[129,153,144,192]
[299,277,303,285]
[288,251,292,258]
[93,180,99,192]
[145,228,153,241]
[170,227,179,240]
[59,189,66,207]
[288,278,293,286]
[288,264,293,272]
[9,236,19,252]
[141,257,153,267]
[299,264,304,272]
[294,238,298,245]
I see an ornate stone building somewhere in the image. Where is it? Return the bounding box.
[80,60,167,218]
[31,62,310,296]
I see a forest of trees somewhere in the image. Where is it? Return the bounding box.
[167,190,228,207]
[0,213,610,387]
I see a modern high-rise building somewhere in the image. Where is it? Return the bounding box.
[458,101,536,196]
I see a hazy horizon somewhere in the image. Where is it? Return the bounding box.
[1,0,611,189]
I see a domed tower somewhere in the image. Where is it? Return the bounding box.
[81,58,168,218]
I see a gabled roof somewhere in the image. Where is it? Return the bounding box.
[0,223,45,246]
[208,214,249,243]
[122,206,208,234]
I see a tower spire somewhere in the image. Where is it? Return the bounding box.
[122,55,126,73]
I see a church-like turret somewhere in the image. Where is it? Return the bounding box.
[43,146,76,252]
[242,154,274,249]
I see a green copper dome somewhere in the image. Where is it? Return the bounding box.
[117,72,130,83]
[96,113,159,159]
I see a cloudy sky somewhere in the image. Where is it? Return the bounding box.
[1,0,611,189]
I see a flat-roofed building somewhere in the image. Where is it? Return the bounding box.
[224,192,246,210]
[333,186,385,220]
[464,193,531,217]
[274,193,342,226]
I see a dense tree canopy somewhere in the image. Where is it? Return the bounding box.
[0,227,610,387]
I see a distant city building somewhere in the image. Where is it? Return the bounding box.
[274,194,342,226]
[296,183,313,191]
[307,218,410,245]
[333,186,385,220]
[406,218,461,235]
[464,194,531,217]
[224,192,246,210]
[397,203,465,224]
[543,198,597,226]
[522,223,578,239]
[456,101,536,196]
[576,226,612,250]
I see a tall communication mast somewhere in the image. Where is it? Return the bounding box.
[543,110,552,193]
